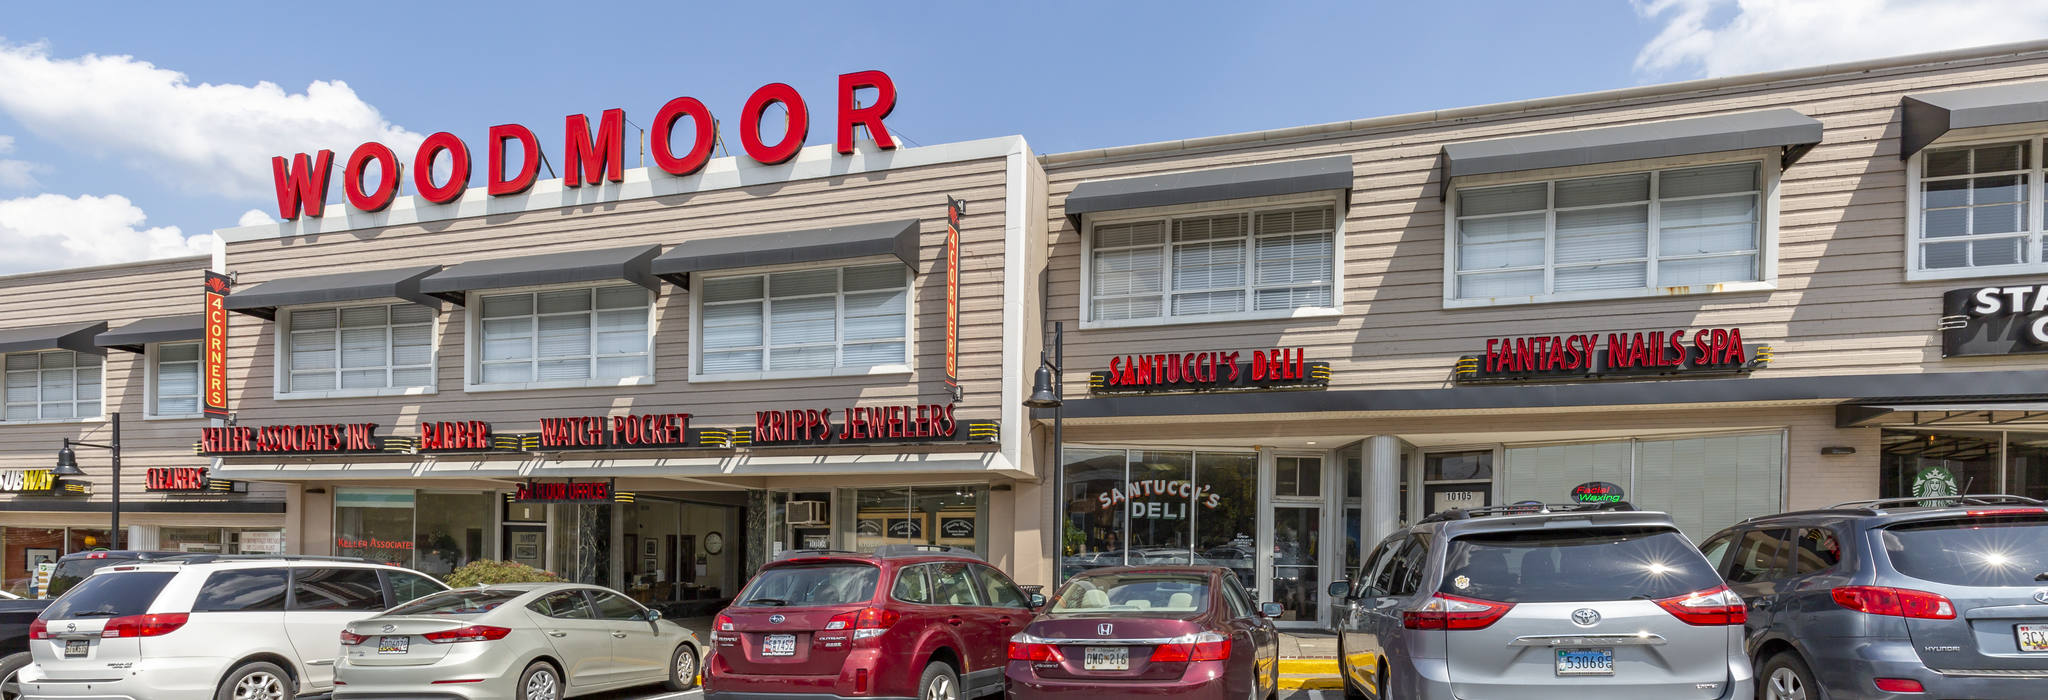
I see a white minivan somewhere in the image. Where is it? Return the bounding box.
[19,556,446,700]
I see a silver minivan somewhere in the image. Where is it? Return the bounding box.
[1328,503,1753,700]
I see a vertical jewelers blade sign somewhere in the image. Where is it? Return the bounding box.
[944,197,963,393]
[203,272,232,417]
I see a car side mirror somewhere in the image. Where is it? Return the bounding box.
[1326,581,1352,600]
[1028,593,1048,610]
[1260,602,1284,618]
[643,609,663,622]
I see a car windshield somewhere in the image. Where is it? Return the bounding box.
[1881,513,2048,587]
[1440,527,1722,603]
[385,589,527,616]
[41,572,174,619]
[47,559,122,599]
[1051,573,1210,616]
[736,563,878,607]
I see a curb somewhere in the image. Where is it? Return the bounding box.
[1276,658,1341,690]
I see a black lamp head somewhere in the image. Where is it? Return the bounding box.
[52,440,85,477]
[1023,364,1061,408]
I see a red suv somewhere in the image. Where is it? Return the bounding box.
[706,545,1040,700]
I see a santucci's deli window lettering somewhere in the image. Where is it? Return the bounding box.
[1061,449,1256,583]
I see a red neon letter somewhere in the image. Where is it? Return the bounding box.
[564,108,626,187]
[651,96,716,176]
[343,142,400,213]
[488,123,541,196]
[837,70,898,154]
[741,82,808,165]
[413,132,471,204]
[270,150,334,220]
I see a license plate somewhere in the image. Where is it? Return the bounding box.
[762,634,797,657]
[63,639,87,659]
[1556,648,1614,676]
[1085,646,1129,671]
[2018,624,2048,652]
[377,635,409,655]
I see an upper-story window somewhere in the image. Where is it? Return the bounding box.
[1084,202,1340,328]
[693,263,910,381]
[150,341,201,417]
[1908,138,2045,279]
[474,285,651,388]
[3,350,101,421]
[282,303,434,396]
[1449,161,1768,306]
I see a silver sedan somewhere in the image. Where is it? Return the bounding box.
[333,583,702,700]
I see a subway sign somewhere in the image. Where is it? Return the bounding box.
[1455,328,1768,383]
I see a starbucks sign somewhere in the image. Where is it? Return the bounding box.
[1911,465,1959,498]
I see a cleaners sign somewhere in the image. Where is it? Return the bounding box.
[1455,328,1767,383]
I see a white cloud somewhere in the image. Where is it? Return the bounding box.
[0,193,212,274]
[1635,0,2048,79]
[236,208,275,228]
[0,135,42,190]
[0,41,422,201]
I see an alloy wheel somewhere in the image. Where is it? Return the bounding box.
[525,668,560,700]
[1767,667,1806,700]
[925,672,956,700]
[675,647,698,685]
[1,669,19,700]
[233,671,286,700]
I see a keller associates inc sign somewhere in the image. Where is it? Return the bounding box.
[1940,283,2048,357]
[1454,328,1769,383]
[1089,348,1331,396]
[270,71,902,220]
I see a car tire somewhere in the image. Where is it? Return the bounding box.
[918,660,960,700]
[1374,665,1391,700]
[1759,651,1817,700]
[665,643,700,691]
[517,660,564,700]
[215,661,292,700]
[1339,639,1366,700]
[0,651,30,700]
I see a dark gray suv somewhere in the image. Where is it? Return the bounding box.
[1700,495,2048,700]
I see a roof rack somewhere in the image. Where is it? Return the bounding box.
[1418,501,1638,525]
[873,544,985,561]
[1826,494,2047,512]
[168,554,373,565]
[771,548,861,562]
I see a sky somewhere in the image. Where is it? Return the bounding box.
[2,0,2047,274]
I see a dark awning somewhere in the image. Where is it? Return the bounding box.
[1837,401,2048,428]
[224,265,442,320]
[1062,155,1354,222]
[1437,108,1824,199]
[1901,80,2048,159]
[651,219,922,286]
[0,321,108,356]
[94,315,204,353]
[419,245,661,303]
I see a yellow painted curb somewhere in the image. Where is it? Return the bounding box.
[1278,674,1343,690]
[1278,659,1340,674]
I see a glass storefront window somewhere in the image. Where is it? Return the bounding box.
[414,492,496,578]
[844,486,988,554]
[1128,451,1193,564]
[1060,448,1257,582]
[1194,453,1256,586]
[66,528,111,553]
[1,527,64,596]
[160,527,225,553]
[1423,450,1494,517]
[2009,432,2048,501]
[1061,449,1129,578]
[334,488,417,566]
[1882,430,2001,498]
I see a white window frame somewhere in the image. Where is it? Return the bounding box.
[1442,149,1781,308]
[0,349,105,424]
[1904,132,2048,281]
[687,257,914,384]
[144,341,203,420]
[462,282,658,393]
[272,301,440,401]
[1078,192,1347,330]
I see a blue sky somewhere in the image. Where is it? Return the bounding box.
[0,0,2042,273]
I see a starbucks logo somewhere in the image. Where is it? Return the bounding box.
[1912,465,1959,498]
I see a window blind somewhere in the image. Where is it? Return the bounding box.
[1089,204,1337,322]
[697,263,908,375]
[287,303,433,393]
[155,342,200,416]
[2,350,101,420]
[476,285,649,384]
[1919,140,2036,270]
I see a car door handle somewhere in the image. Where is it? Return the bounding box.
[946,617,964,626]
[548,630,568,638]
[998,616,1013,625]
[612,632,628,638]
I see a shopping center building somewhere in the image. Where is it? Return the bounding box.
[7,44,2048,625]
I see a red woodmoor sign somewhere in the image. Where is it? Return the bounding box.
[271,71,900,220]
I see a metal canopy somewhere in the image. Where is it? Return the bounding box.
[419,245,661,304]
[1901,80,2048,159]
[1061,155,1355,222]
[94,314,204,353]
[650,219,922,287]
[1837,401,2048,428]
[1436,108,1824,200]
[0,320,109,356]
[224,265,443,320]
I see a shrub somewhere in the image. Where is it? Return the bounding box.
[444,559,564,588]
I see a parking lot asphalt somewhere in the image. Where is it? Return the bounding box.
[312,690,701,700]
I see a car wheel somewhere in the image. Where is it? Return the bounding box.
[215,661,291,700]
[1375,665,1391,700]
[1339,639,1366,700]
[0,651,30,700]
[918,661,960,700]
[517,660,563,700]
[665,643,700,691]
[1760,652,1817,700]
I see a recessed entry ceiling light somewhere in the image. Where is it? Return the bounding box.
[1306,441,1318,446]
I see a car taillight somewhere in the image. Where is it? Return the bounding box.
[1967,508,2047,516]
[1149,632,1230,662]
[852,607,899,640]
[1403,593,1514,630]
[1831,586,1956,620]
[101,613,189,638]
[1007,635,1065,662]
[28,619,47,640]
[339,630,369,646]
[1873,678,1925,693]
[716,613,735,632]
[1655,585,1747,626]
[422,625,511,643]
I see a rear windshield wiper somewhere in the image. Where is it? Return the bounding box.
[68,610,121,617]
[745,598,789,606]
[2035,571,2048,582]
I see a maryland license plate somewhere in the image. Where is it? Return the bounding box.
[2018,624,2048,652]
[1084,646,1128,671]
[377,636,409,654]
[1555,648,1614,676]
[63,639,87,659]
[763,634,797,657]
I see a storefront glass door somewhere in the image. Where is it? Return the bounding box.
[1268,455,1323,625]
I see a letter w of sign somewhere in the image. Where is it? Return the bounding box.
[271,151,334,220]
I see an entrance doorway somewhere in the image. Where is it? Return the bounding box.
[503,524,546,571]
[1267,454,1324,627]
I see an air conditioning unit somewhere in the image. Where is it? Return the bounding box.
[787,500,827,526]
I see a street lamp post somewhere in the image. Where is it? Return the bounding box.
[1023,322,1063,582]
[53,412,121,550]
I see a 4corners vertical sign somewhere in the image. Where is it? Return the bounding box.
[944,197,963,393]
[203,272,231,418]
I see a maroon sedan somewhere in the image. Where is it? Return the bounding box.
[1006,566,1280,700]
